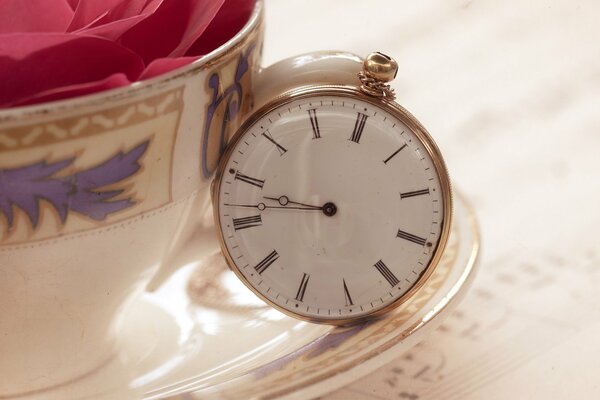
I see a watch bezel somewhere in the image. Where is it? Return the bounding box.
[212,84,453,326]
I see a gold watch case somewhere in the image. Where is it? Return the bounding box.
[212,84,453,325]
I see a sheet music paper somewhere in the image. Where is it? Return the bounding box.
[265,0,600,398]
[325,252,600,399]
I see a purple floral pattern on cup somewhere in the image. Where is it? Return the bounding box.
[0,140,149,228]
[201,43,256,178]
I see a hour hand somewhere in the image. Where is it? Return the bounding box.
[263,195,322,210]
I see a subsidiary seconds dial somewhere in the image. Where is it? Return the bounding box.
[213,88,452,324]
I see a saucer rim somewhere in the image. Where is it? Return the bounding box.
[153,191,480,400]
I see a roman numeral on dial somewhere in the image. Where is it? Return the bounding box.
[262,131,287,155]
[350,112,368,143]
[232,215,262,231]
[295,273,310,302]
[234,171,265,189]
[400,188,430,199]
[374,260,400,287]
[254,250,279,274]
[343,279,354,306]
[396,229,427,246]
[308,109,321,139]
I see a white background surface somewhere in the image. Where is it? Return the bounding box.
[264,1,600,399]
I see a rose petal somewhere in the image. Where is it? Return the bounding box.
[83,0,150,28]
[66,0,79,10]
[77,15,149,41]
[118,0,224,65]
[187,0,256,56]
[0,0,254,108]
[0,33,144,107]
[140,56,197,80]
[139,0,171,18]
[12,73,132,107]
[0,0,73,34]
[67,0,123,31]
[74,0,162,40]
[142,0,164,13]
[74,0,157,39]
[167,0,225,57]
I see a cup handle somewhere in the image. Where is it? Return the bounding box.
[253,50,364,110]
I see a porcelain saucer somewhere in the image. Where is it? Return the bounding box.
[21,193,479,400]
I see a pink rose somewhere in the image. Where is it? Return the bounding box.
[0,0,256,107]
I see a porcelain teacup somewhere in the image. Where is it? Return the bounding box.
[0,2,263,396]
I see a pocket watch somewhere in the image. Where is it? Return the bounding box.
[212,52,452,325]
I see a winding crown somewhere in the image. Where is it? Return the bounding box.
[358,52,398,100]
[363,52,398,82]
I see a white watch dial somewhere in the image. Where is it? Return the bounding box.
[215,92,449,322]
